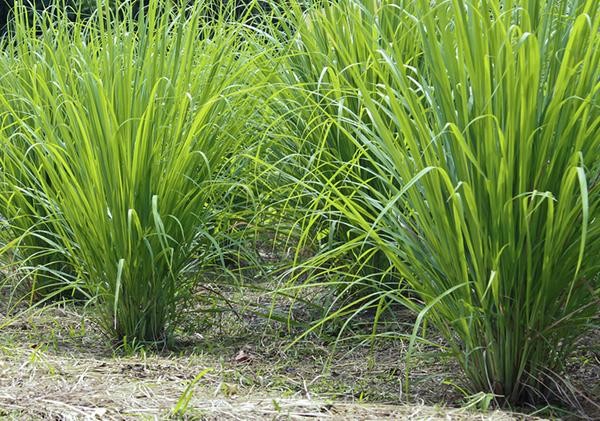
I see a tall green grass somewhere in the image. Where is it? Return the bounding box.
[0,133,80,302]
[281,0,599,406]
[0,2,84,302]
[264,0,421,310]
[0,0,266,344]
[0,0,597,409]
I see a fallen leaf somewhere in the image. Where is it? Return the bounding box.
[233,349,253,364]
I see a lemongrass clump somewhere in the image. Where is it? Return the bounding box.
[281,0,599,406]
[0,0,267,344]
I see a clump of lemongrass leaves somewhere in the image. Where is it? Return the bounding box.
[273,0,599,409]
[258,0,422,316]
[0,0,268,345]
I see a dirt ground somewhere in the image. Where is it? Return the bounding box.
[0,288,598,420]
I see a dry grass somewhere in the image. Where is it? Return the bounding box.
[1,297,596,420]
[0,340,532,421]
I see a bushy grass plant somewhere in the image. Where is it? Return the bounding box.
[0,0,266,344]
[282,0,599,406]
[0,139,80,302]
[265,0,421,309]
[0,2,84,302]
